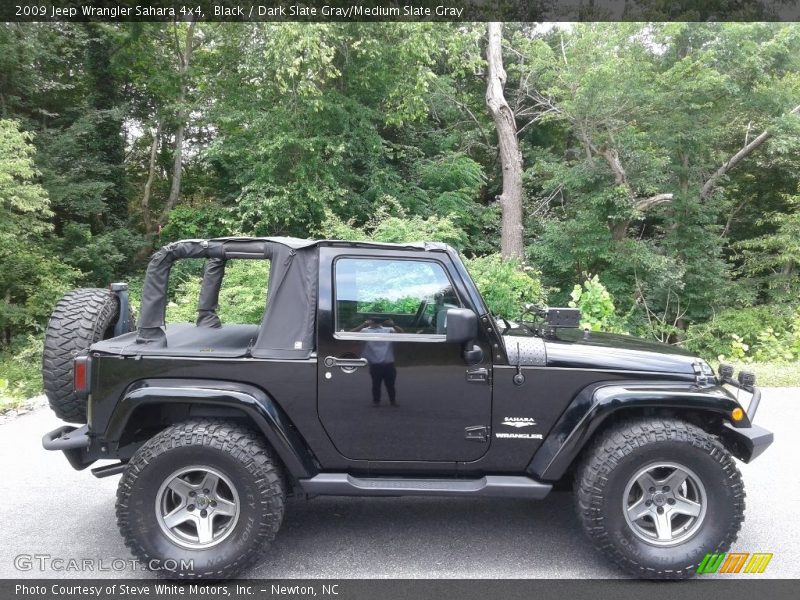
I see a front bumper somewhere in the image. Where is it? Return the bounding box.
[721,422,773,463]
[716,381,773,462]
[718,376,762,423]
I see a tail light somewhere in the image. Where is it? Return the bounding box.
[73,355,91,394]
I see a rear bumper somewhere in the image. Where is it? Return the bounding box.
[42,424,94,470]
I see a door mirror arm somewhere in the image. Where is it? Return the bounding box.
[462,342,483,365]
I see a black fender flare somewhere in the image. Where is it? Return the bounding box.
[527,381,744,482]
[104,378,319,479]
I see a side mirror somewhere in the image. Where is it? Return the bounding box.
[445,308,478,344]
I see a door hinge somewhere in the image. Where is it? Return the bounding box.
[465,367,490,384]
[465,425,490,443]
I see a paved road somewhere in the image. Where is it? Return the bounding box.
[1,389,797,579]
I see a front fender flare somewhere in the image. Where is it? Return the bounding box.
[528,381,742,482]
[103,378,318,479]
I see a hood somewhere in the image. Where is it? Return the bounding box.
[504,324,698,375]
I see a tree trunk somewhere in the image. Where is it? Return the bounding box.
[485,22,524,260]
[141,120,162,234]
[159,20,196,228]
[701,104,800,201]
[596,145,673,240]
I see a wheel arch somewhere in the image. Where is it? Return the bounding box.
[103,378,319,480]
[528,381,743,482]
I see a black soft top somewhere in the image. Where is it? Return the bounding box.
[111,237,453,360]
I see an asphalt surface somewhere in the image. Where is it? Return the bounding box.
[1,388,798,579]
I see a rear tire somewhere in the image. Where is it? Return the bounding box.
[116,419,286,579]
[42,288,134,423]
[575,418,745,579]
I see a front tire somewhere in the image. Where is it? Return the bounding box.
[116,420,286,579]
[575,418,745,579]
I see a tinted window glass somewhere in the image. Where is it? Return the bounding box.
[335,258,460,335]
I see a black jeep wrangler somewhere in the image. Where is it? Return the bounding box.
[42,237,773,579]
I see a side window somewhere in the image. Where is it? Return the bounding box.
[335,258,461,335]
[164,259,270,325]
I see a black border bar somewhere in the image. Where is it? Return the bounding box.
[3,1,800,22]
[4,579,800,600]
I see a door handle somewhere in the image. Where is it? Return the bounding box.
[324,356,368,369]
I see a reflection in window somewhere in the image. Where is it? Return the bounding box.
[335,258,461,335]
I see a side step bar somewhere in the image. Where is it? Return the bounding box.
[298,474,552,499]
[91,462,128,478]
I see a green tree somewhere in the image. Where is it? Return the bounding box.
[735,189,800,301]
[203,23,489,239]
[465,254,546,320]
[116,21,207,239]
[0,23,144,288]
[510,23,800,327]
[0,21,798,372]
[0,120,78,344]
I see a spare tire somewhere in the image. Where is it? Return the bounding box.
[43,288,135,423]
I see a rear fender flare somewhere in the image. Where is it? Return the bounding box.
[104,378,318,479]
[527,381,742,481]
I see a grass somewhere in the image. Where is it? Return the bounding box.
[0,337,44,413]
[0,391,28,412]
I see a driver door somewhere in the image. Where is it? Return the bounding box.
[317,251,492,463]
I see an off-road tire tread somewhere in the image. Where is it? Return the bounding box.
[43,288,129,423]
[116,419,286,579]
[574,418,745,579]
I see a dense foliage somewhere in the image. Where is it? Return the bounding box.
[568,275,626,333]
[685,305,800,363]
[1,22,799,401]
[465,255,546,320]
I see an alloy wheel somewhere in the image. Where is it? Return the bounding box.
[622,461,707,547]
[155,465,240,549]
